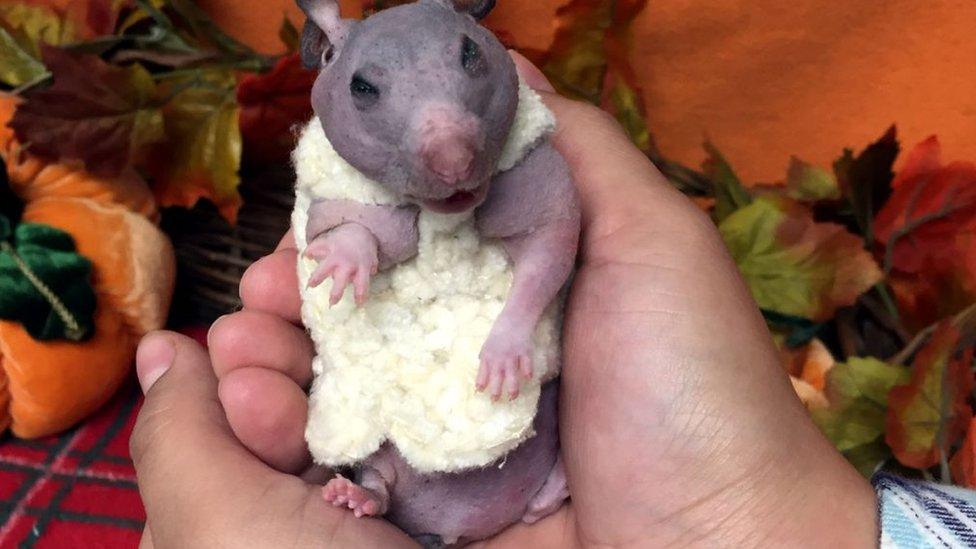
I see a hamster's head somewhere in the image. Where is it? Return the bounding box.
[299,0,518,213]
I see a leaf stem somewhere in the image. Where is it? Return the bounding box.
[0,241,85,341]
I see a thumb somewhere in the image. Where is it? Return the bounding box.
[131,332,413,548]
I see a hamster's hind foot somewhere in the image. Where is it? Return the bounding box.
[322,474,386,518]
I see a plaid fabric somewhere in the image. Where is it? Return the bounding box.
[0,382,144,548]
[876,473,976,548]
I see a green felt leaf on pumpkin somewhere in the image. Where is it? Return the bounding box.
[703,141,752,221]
[886,322,974,470]
[720,197,883,321]
[149,69,242,223]
[0,215,96,342]
[0,25,46,87]
[10,46,165,177]
[786,157,841,202]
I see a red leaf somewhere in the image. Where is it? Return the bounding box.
[951,418,976,488]
[885,323,975,469]
[873,137,976,329]
[237,53,317,165]
[9,46,163,177]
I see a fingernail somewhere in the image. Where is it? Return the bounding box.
[136,333,175,394]
[509,50,556,93]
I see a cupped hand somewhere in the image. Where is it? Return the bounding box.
[132,54,877,548]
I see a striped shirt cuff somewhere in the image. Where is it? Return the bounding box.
[874,473,976,548]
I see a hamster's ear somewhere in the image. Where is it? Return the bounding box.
[297,0,353,68]
[433,0,497,20]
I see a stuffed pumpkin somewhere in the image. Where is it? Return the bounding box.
[0,94,175,438]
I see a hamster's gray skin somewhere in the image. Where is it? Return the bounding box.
[297,0,580,544]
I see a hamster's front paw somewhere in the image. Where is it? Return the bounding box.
[305,225,379,306]
[477,328,533,401]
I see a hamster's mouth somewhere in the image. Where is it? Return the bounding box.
[421,185,487,214]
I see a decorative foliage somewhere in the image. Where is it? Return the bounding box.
[886,323,973,470]
[10,46,164,177]
[720,197,882,321]
[701,124,976,486]
[1,0,280,223]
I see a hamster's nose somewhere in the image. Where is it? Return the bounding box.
[416,104,481,185]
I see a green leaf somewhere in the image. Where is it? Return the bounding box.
[0,218,96,341]
[785,157,841,202]
[703,141,752,221]
[0,25,47,87]
[813,357,908,476]
[149,69,242,222]
[719,197,883,321]
[279,17,300,53]
[886,323,973,469]
[844,437,892,478]
[0,3,76,56]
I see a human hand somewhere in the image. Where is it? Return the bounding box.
[132,53,878,548]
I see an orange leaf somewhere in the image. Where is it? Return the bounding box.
[886,322,975,469]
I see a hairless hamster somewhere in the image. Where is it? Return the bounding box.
[296,0,580,544]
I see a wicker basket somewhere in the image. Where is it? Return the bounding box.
[162,164,296,326]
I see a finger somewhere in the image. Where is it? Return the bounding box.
[132,332,413,548]
[139,525,153,549]
[353,267,371,305]
[208,311,314,387]
[219,367,311,474]
[330,267,352,305]
[476,361,489,391]
[308,260,337,289]
[240,249,302,324]
[504,363,520,401]
[487,366,504,401]
[517,354,533,380]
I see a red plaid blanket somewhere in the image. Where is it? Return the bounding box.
[0,383,144,548]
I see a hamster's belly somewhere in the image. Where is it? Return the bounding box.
[372,382,560,544]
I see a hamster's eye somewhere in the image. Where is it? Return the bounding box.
[351,75,380,99]
[461,36,486,76]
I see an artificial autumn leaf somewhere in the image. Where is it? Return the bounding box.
[0,2,77,56]
[834,126,899,242]
[815,358,909,450]
[785,157,841,202]
[0,26,46,87]
[237,53,316,165]
[873,137,976,330]
[148,69,242,223]
[886,323,974,470]
[0,214,96,342]
[600,0,651,152]
[703,141,752,221]
[952,419,976,488]
[10,47,164,177]
[720,197,883,321]
[278,17,300,53]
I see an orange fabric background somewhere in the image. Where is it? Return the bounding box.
[201,0,976,184]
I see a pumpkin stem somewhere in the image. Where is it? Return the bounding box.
[0,241,86,341]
